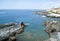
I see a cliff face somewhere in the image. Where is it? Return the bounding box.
[47,7,60,14]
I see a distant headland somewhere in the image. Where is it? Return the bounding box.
[34,7,60,18]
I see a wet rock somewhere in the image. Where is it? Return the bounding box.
[1,37,9,41]
[9,36,16,41]
[45,20,60,31]
[0,22,16,29]
[21,22,25,26]
[16,29,24,34]
[8,32,16,41]
[45,32,60,41]
[44,20,60,36]
[44,20,60,41]
[0,22,27,41]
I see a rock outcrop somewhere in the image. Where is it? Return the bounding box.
[0,22,27,41]
[44,20,60,41]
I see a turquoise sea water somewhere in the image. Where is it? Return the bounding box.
[0,10,49,41]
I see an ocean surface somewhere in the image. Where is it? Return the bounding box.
[0,10,49,41]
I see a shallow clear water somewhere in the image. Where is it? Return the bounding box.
[0,10,49,41]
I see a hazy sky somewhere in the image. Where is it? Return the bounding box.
[0,0,60,9]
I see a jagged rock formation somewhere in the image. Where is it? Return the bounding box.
[0,22,27,41]
[44,20,60,41]
[0,22,16,29]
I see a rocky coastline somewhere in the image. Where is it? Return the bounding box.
[44,20,60,41]
[0,22,27,41]
[34,8,60,18]
[33,8,60,41]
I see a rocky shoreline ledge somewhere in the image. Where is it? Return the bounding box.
[0,22,27,41]
[44,20,60,41]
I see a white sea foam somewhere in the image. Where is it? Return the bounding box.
[46,32,60,41]
[42,15,46,17]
